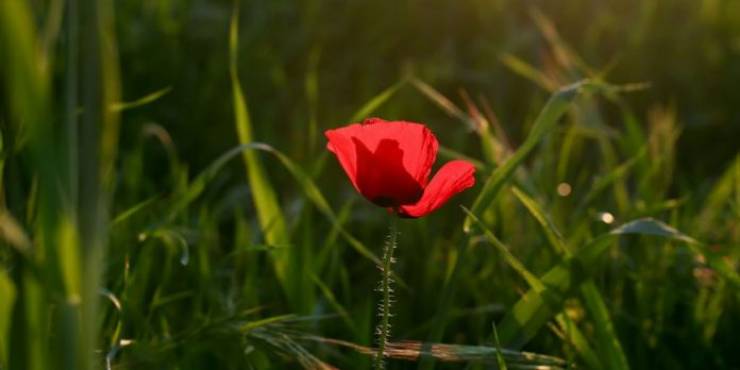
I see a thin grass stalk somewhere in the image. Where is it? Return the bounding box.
[228,6,290,293]
[375,216,398,370]
[77,0,121,368]
[65,0,79,212]
[418,233,472,370]
[0,2,55,369]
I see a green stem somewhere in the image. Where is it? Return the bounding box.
[375,216,398,370]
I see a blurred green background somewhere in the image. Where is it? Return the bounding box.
[116,0,739,177]
[1,0,739,369]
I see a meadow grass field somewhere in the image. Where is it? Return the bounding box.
[1,0,739,369]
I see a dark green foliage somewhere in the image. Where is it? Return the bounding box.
[1,1,739,369]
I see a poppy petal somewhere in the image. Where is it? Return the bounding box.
[398,160,476,218]
[325,119,439,206]
[325,128,361,190]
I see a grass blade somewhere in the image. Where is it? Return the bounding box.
[491,323,509,370]
[462,206,544,292]
[496,218,699,349]
[696,154,739,233]
[609,218,697,244]
[239,143,414,289]
[349,81,404,123]
[579,281,630,370]
[499,53,557,91]
[466,205,607,368]
[579,147,646,208]
[411,78,470,124]
[167,144,266,221]
[0,3,54,370]
[614,219,740,289]
[245,143,384,267]
[78,2,122,370]
[164,142,388,273]
[110,86,172,112]
[511,187,629,370]
[464,81,590,232]
[510,187,568,255]
[0,271,15,367]
[310,273,355,331]
[229,8,289,280]
[111,196,159,227]
[554,313,604,370]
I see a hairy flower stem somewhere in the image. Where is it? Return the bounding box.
[375,216,398,370]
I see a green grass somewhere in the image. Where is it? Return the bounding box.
[1,0,740,369]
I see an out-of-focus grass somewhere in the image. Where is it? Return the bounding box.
[1,0,739,369]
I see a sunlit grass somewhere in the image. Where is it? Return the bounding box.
[1,1,739,369]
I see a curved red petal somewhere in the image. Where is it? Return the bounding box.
[325,118,439,206]
[325,128,361,190]
[398,160,476,218]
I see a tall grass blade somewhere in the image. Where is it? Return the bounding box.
[77,1,122,369]
[0,271,15,367]
[245,143,384,266]
[491,323,509,370]
[496,218,699,348]
[579,282,630,370]
[697,154,739,233]
[229,8,289,280]
[554,313,604,370]
[510,187,568,255]
[462,206,544,292]
[464,81,591,232]
[511,188,629,370]
[167,143,384,265]
[0,2,54,370]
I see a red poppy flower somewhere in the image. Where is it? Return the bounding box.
[325,118,476,218]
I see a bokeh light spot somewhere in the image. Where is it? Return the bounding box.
[557,182,572,197]
[599,212,615,224]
